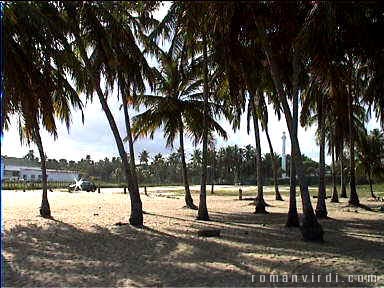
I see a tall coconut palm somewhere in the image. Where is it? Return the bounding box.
[196,32,211,220]
[197,2,322,239]
[4,2,83,218]
[316,93,327,218]
[150,1,218,220]
[339,145,348,198]
[63,2,155,226]
[330,140,339,203]
[286,79,300,227]
[258,91,284,201]
[346,56,370,207]
[301,81,328,218]
[132,47,226,209]
[253,3,324,241]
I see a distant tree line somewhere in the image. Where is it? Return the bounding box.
[23,143,383,187]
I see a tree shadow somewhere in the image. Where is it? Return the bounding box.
[3,210,383,287]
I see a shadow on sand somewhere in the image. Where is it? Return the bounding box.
[3,209,383,287]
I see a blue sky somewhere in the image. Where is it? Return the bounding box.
[1,3,382,164]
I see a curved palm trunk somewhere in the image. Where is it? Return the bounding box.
[180,121,197,209]
[315,95,328,218]
[265,127,283,201]
[97,85,143,225]
[330,144,339,203]
[266,48,323,241]
[348,94,359,206]
[76,37,143,226]
[251,96,267,213]
[35,126,51,218]
[340,144,347,198]
[197,35,210,221]
[368,171,376,199]
[122,92,139,190]
[286,63,299,227]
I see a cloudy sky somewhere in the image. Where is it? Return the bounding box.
[2,3,382,164]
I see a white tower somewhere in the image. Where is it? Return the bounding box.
[281,132,287,178]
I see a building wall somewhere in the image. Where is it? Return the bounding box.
[21,168,42,181]
[46,171,78,182]
[3,165,78,182]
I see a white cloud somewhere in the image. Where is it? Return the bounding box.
[3,93,382,165]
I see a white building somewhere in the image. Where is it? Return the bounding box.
[2,156,79,182]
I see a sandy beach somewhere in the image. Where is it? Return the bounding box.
[3,187,384,287]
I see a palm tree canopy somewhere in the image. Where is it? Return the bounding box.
[4,2,83,142]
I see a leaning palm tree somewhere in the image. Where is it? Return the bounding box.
[63,2,156,226]
[4,2,83,218]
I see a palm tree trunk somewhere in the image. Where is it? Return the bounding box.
[287,155,299,227]
[315,95,328,218]
[348,93,359,206]
[122,90,139,190]
[197,34,210,221]
[340,144,347,198]
[286,58,299,227]
[179,121,197,209]
[251,95,267,213]
[331,143,339,203]
[97,85,143,225]
[265,127,283,201]
[368,171,376,199]
[266,47,323,241]
[76,37,143,226]
[211,147,215,194]
[34,126,51,218]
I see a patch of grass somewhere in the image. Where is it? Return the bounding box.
[200,184,384,198]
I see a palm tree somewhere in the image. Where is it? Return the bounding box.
[63,2,155,226]
[315,93,328,218]
[132,44,226,209]
[255,3,324,241]
[248,92,267,213]
[339,146,348,198]
[4,2,83,218]
[258,95,283,201]
[301,81,328,218]
[286,63,300,227]
[197,32,211,220]
[330,141,339,203]
[357,129,384,199]
[139,150,150,166]
[198,2,322,239]
[346,56,370,207]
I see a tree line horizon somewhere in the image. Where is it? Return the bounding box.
[17,143,384,188]
[3,2,384,242]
